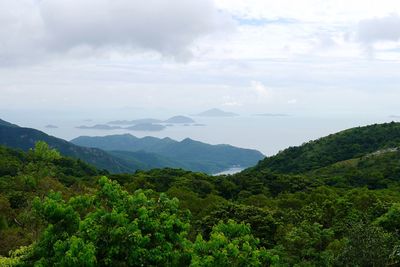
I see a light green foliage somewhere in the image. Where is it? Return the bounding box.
[191,220,275,267]
[28,177,191,266]
[22,177,268,266]
[0,245,32,267]
[32,141,61,161]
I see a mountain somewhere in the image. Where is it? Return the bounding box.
[71,134,265,173]
[107,116,195,125]
[251,122,400,174]
[0,119,19,128]
[2,122,400,266]
[0,120,138,173]
[107,150,183,170]
[195,108,238,117]
[164,116,195,123]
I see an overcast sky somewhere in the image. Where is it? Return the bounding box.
[1,0,400,118]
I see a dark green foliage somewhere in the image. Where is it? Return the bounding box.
[255,122,400,174]
[0,123,137,173]
[335,222,396,267]
[2,121,400,266]
[199,203,277,248]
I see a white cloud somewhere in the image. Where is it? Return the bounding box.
[287,99,297,104]
[250,81,270,98]
[0,0,233,65]
[357,14,400,43]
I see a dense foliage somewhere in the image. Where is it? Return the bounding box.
[255,122,400,174]
[1,122,400,266]
[0,123,140,173]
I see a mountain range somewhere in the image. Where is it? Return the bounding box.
[71,134,264,173]
[0,119,264,174]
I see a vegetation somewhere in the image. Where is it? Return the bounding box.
[255,122,400,174]
[71,134,264,173]
[1,122,400,266]
[0,119,264,174]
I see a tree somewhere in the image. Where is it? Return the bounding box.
[31,141,61,161]
[191,220,275,267]
[26,176,191,266]
[14,177,269,266]
[335,222,395,267]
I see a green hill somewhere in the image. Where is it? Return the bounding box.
[253,122,400,174]
[71,134,265,173]
[0,123,138,173]
[1,124,400,266]
[0,119,18,128]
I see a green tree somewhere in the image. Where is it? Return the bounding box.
[191,220,275,267]
[31,141,61,161]
[335,222,395,267]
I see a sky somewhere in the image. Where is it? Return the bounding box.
[1,0,400,118]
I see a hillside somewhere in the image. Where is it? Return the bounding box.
[0,119,18,128]
[1,138,400,266]
[253,122,400,174]
[0,123,137,173]
[71,134,265,173]
[308,148,400,189]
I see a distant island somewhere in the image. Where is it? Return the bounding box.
[108,118,163,125]
[76,124,122,130]
[163,116,195,124]
[195,108,238,117]
[45,124,59,129]
[389,115,400,119]
[108,115,195,125]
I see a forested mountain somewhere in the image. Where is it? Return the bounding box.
[1,122,400,266]
[0,119,263,174]
[253,122,400,174]
[72,134,265,173]
[0,119,18,128]
[0,122,137,173]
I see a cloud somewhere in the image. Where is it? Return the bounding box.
[357,14,400,44]
[250,81,270,98]
[287,99,297,104]
[0,0,233,65]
